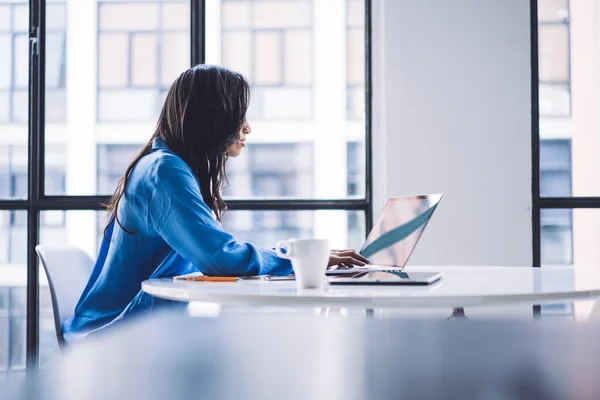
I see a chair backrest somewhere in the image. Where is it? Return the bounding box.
[36,244,94,347]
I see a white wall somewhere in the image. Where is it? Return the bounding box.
[372,0,532,266]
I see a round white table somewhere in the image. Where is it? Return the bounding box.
[141,266,600,309]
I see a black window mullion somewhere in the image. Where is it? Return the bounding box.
[30,196,370,212]
[539,197,600,209]
[0,200,29,210]
[364,0,373,232]
[191,0,205,65]
[26,0,45,369]
[531,0,541,269]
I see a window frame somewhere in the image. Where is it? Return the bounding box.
[0,0,373,368]
[531,0,600,318]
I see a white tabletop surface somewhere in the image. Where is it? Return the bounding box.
[141,266,600,309]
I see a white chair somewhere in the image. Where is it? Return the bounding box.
[36,244,94,348]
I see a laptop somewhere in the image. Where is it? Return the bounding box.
[325,194,443,276]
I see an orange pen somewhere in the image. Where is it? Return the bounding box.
[185,276,237,282]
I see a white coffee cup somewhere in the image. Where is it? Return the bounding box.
[275,238,330,290]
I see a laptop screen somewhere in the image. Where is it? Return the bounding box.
[360,194,442,268]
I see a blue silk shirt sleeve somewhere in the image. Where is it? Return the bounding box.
[148,156,292,277]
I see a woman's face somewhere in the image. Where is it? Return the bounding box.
[227,119,251,157]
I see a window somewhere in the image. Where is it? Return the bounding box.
[0,1,30,370]
[0,145,66,264]
[97,144,141,193]
[220,0,313,120]
[46,2,67,122]
[541,208,572,265]
[0,0,371,369]
[0,145,27,199]
[347,141,365,196]
[47,0,191,196]
[97,0,190,122]
[534,1,600,319]
[0,1,66,124]
[540,139,571,198]
[536,2,574,271]
[0,211,27,371]
[346,0,365,120]
[0,1,29,124]
[539,139,572,265]
[538,1,570,117]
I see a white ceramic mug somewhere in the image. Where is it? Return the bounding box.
[275,238,330,289]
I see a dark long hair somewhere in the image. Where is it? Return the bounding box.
[104,65,250,238]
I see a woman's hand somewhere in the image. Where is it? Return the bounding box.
[328,249,370,269]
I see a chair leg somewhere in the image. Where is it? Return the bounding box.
[446,307,468,320]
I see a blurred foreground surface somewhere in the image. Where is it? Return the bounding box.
[6,312,600,400]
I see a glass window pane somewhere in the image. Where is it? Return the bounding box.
[99,3,160,31]
[98,89,160,122]
[97,144,140,193]
[47,3,66,31]
[347,85,364,120]
[14,34,28,88]
[46,89,66,123]
[346,29,364,86]
[44,3,67,195]
[98,33,129,88]
[0,145,28,200]
[0,34,10,89]
[162,2,190,30]
[12,90,27,122]
[249,87,311,120]
[538,24,569,82]
[221,1,251,29]
[222,31,252,79]
[538,0,569,22]
[223,210,365,251]
[540,139,572,198]
[131,33,158,87]
[45,5,67,127]
[283,30,311,85]
[347,0,365,121]
[0,5,10,31]
[539,83,570,116]
[160,32,189,87]
[253,31,283,85]
[1,4,28,196]
[537,6,575,199]
[252,1,312,29]
[347,141,364,196]
[209,1,364,199]
[48,0,190,195]
[346,0,364,27]
[46,32,66,89]
[12,4,27,32]
[225,143,313,198]
[0,92,8,123]
[0,210,27,371]
[541,209,600,318]
[42,146,65,196]
[541,209,572,266]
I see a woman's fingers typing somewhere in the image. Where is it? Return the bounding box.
[328,249,370,268]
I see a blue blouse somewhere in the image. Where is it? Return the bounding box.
[62,138,293,342]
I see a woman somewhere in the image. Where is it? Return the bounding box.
[63,65,368,342]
